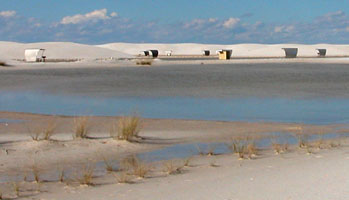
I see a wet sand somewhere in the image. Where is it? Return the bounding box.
[0,112,347,200]
[1,62,349,98]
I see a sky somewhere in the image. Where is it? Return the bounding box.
[1,0,349,44]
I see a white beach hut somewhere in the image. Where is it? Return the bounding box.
[165,50,173,56]
[24,49,46,62]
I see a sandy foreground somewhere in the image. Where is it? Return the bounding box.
[0,112,348,199]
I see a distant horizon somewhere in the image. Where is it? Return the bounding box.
[2,40,349,46]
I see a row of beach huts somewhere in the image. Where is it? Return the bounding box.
[139,48,327,60]
[24,47,327,62]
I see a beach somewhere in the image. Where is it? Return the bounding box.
[0,41,349,199]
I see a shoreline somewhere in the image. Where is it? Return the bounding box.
[0,111,347,199]
[2,56,349,71]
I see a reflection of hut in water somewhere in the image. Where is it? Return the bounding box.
[165,50,172,56]
[25,49,46,62]
[316,49,326,57]
[202,50,210,56]
[218,49,232,60]
[282,48,298,58]
[140,50,159,58]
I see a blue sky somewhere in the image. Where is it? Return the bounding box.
[1,0,349,44]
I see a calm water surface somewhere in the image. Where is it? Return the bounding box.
[0,92,348,124]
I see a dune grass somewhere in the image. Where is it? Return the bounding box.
[73,117,89,139]
[271,140,289,154]
[101,155,119,172]
[246,142,258,159]
[131,161,151,178]
[30,164,41,183]
[195,144,218,156]
[113,172,133,184]
[226,137,259,160]
[121,155,150,178]
[227,139,247,159]
[163,160,184,175]
[12,182,20,197]
[59,169,65,183]
[111,115,141,141]
[120,155,139,171]
[183,157,192,167]
[27,119,57,141]
[75,163,95,186]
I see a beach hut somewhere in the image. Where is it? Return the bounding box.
[218,50,232,60]
[202,50,210,56]
[282,48,298,58]
[165,50,172,56]
[141,50,159,58]
[24,49,46,62]
[316,49,326,57]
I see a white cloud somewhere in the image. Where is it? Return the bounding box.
[110,12,118,17]
[223,17,240,29]
[208,18,218,23]
[274,26,283,33]
[0,10,16,18]
[60,9,117,24]
[183,19,206,29]
[274,25,294,33]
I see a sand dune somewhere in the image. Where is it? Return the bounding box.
[2,41,349,65]
[0,41,131,61]
[98,42,349,57]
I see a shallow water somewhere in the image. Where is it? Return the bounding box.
[0,132,346,183]
[1,92,349,124]
[137,132,347,162]
[0,118,23,124]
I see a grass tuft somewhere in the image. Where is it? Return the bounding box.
[41,120,57,140]
[12,182,20,197]
[75,163,95,186]
[30,164,41,183]
[113,115,141,141]
[132,162,151,178]
[73,117,89,139]
[296,134,309,149]
[113,172,133,184]
[271,142,289,154]
[183,157,192,167]
[227,137,259,160]
[101,155,118,172]
[59,169,65,183]
[163,160,183,175]
[246,142,258,159]
[195,144,218,156]
[27,119,57,141]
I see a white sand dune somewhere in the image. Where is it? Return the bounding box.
[0,41,131,61]
[2,41,349,65]
[98,42,349,57]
